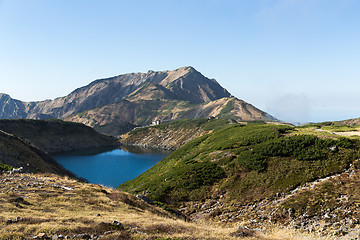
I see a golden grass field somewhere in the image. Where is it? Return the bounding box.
[0,173,332,240]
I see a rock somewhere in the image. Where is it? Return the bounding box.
[253,228,264,233]
[73,234,91,239]
[61,186,73,191]
[230,226,254,237]
[112,220,125,230]
[36,233,49,239]
[329,145,338,152]
[103,231,113,235]
[136,194,153,204]
[14,197,25,203]
[9,167,23,174]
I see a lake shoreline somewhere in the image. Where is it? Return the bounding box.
[53,146,169,188]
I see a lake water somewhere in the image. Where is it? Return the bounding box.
[53,146,169,188]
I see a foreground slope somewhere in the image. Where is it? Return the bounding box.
[1,173,336,240]
[0,173,264,240]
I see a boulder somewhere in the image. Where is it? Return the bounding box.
[136,194,153,204]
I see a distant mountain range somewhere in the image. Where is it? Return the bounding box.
[0,66,275,135]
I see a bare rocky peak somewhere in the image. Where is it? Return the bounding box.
[0,93,26,119]
[0,67,233,120]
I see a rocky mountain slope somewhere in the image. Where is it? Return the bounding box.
[120,122,360,239]
[0,67,231,119]
[66,96,273,136]
[0,119,118,154]
[0,93,27,119]
[0,67,275,136]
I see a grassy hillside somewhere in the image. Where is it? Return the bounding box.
[0,119,118,154]
[121,118,237,150]
[120,123,359,205]
[0,173,271,240]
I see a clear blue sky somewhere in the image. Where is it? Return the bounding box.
[1,0,359,124]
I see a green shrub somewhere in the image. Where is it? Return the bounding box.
[238,135,355,172]
[179,161,225,190]
[219,99,234,115]
[337,137,355,148]
[121,123,360,205]
[0,163,12,172]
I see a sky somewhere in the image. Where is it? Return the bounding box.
[0,0,359,124]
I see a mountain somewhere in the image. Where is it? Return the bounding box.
[0,93,27,119]
[0,67,275,135]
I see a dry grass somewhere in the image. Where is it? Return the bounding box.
[0,173,245,239]
[0,173,330,239]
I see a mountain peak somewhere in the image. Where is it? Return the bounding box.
[178,66,195,71]
[173,66,198,75]
[0,93,10,98]
[0,67,275,129]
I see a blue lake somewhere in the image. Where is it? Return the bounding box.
[54,147,169,188]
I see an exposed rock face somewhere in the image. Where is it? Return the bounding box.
[0,67,232,119]
[0,94,26,119]
[66,97,274,136]
[0,67,275,135]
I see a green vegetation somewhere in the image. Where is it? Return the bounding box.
[299,122,359,132]
[129,118,234,136]
[280,160,360,218]
[238,135,354,172]
[0,163,12,172]
[120,123,360,205]
[219,99,234,115]
[321,125,357,132]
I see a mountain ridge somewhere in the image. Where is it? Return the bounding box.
[0,66,275,135]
